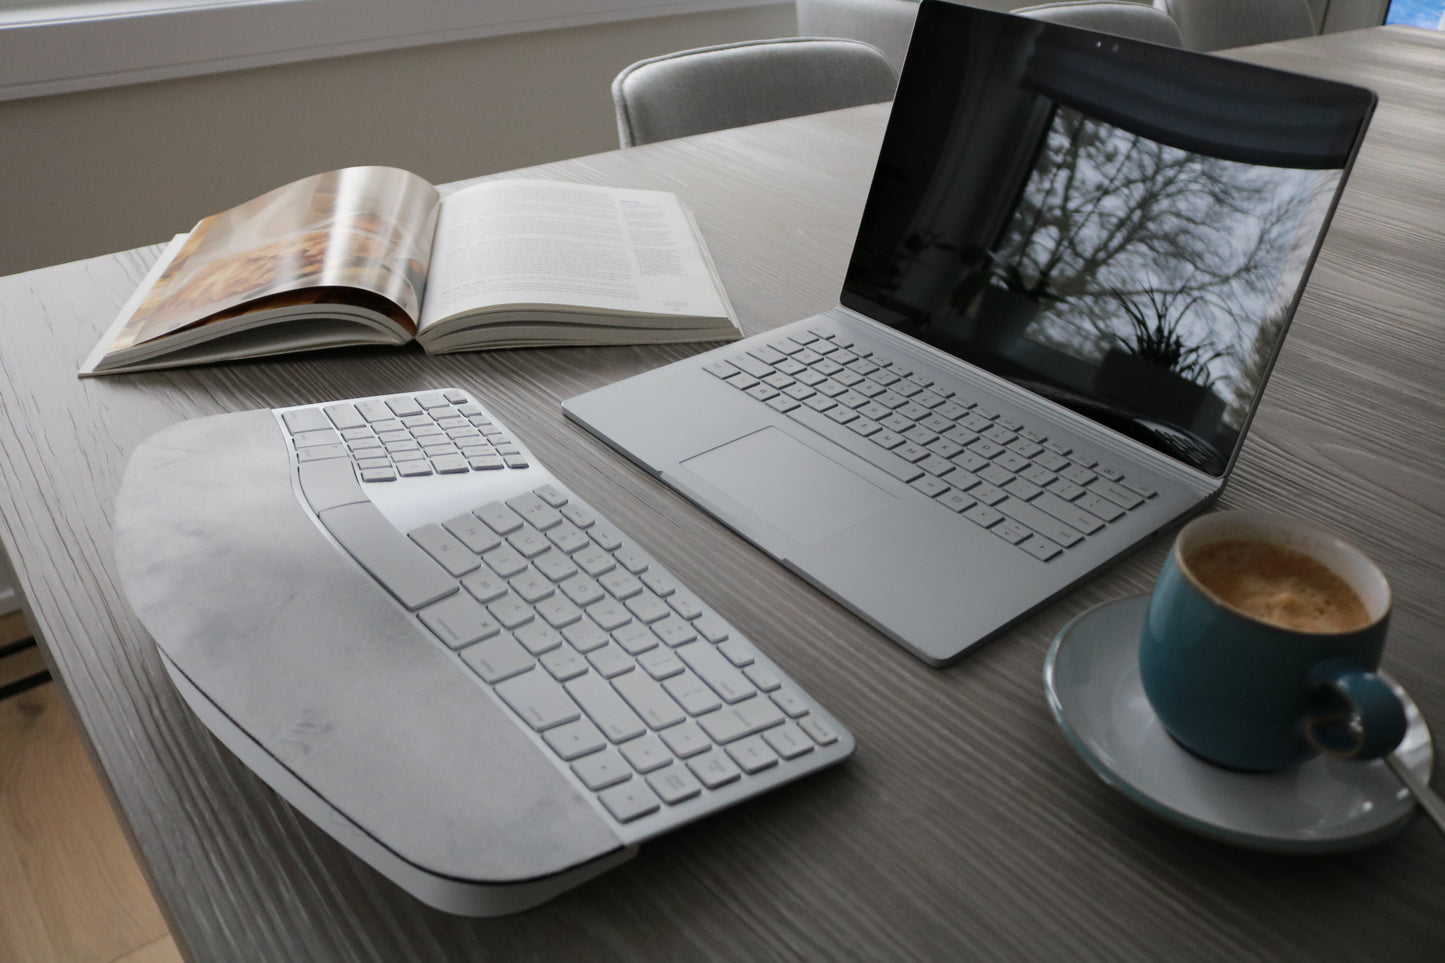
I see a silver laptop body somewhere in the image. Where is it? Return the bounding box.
[565,0,1376,665]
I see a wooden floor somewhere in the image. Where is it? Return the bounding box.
[0,610,183,963]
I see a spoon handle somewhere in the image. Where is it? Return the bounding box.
[1386,753,1445,837]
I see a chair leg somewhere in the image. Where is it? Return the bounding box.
[0,635,52,700]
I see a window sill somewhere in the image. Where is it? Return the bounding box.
[0,0,777,101]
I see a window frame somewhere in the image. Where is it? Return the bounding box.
[0,0,777,101]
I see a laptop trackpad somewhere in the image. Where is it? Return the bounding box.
[681,427,895,544]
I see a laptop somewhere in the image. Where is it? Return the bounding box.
[563,0,1376,666]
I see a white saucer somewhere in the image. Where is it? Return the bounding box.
[1044,595,1435,853]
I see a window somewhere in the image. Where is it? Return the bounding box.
[0,0,773,101]
[1384,0,1445,28]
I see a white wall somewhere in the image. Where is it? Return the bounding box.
[0,3,798,277]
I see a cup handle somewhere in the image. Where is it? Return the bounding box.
[1302,659,1408,760]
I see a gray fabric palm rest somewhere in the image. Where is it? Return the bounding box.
[113,410,629,915]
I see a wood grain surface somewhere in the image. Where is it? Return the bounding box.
[0,26,1441,962]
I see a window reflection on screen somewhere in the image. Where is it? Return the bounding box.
[841,6,1372,476]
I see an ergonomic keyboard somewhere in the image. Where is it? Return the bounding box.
[112,388,853,916]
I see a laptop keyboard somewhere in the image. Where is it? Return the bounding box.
[704,328,1157,562]
[280,389,852,834]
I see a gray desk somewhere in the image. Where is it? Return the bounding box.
[2,25,1442,961]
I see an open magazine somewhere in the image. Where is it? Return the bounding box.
[80,167,740,376]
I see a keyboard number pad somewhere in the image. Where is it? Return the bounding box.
[286,389,529,482]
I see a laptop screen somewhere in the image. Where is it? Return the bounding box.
[841,0,1374,476]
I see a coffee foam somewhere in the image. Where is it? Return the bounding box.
[1185,539,1372,634]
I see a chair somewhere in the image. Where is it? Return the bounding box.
[796,0,921,73]
[1015,1,1184,46]
[796,1,1187,71]
[611,37,898,148]
[1152,0,1315,50]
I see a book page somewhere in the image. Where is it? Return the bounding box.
[101,167,441,355]
[419,180,730,331]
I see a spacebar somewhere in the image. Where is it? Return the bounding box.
[785,406,923,482]
[317,501,457,610]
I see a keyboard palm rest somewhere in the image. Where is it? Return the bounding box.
[112,390,852,916]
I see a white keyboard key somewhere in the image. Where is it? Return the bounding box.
[612,622,657,656]
[511,493,565,531]
[509,570,554,604]
[557,572,604,604]
[799,714,840,746]
[640,570,676,597]
[562,622,611,653]
[540,647,589,682]
[599,569,644,600]
[763,722,816,759]
[514,622,564,656]
[717,639,754,667]
[612,671,686,730]
[585,599,632,632]
[660,721,712,758]
[620,735,673,774]
[536,595,583,630]
[573,750,631,792]
[676,642,754,704]
[297,457,367,513]
[651,616,698,649]
[444,512,501,554]
[598,779,661,822]
[319,502,456,610]
[282,407,331,433]
[533,484,568,508]
[461,570,508,604]
[566,673,647,743]
[408,523,481,577]
[496,669,581,731]
[613,546,649,573]
[487,594,534,631]
[461,636,535,685]
[726,735,780,774]
[663,671,721,716]
[668,590,705,620]
[696,696,786,744]
[587,643,634,679]
[544,719,606,761]
[418,593,501,650]
[625,593,671,624]
[744,663,782,692]
[573,545,615,577]
[647,764,703,805]
[483,545,528,578]
[638,648,685,680]
[476,502,523,535]
[687,749,741,789]
[771,689,810,719]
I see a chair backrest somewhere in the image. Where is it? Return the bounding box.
[795,0,921,73]
[611,37,899,148]
[1153,0,1315,50]
[1014,1,1184,46]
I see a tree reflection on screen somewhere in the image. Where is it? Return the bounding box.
[990,106,1339,433]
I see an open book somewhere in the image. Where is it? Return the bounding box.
[80,167,740,376]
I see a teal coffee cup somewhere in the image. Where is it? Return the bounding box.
[1139,511,1406,772]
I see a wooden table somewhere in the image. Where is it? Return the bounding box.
[2,25,1442,961]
